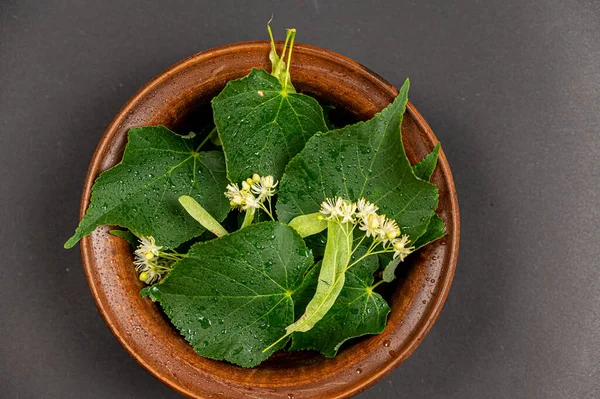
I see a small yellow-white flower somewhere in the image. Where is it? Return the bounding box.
[225,183,245,207]
[134,236,162,264]
[392,235,414,261]
[226,174,278,211]
[320,197,344,220]
[251,175,278,199]
[378,217,400,243]
[340,201,357,224]
[359,213,381,237]
[242,192,261,210]
[356,198,378,220]
[137,258,173,284]
[139,269,159,284]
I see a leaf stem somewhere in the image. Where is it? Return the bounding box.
[350,234,367,257]
[346,248,393,271]
[259,202,275,221]
[280,30,291,67]
[371,280,385,290]
[195,127,217,152]
[267,20,277,55]
[263,334,288,353]
[159,252,185,261]
[241,208,256,228]
[282,29,296,93]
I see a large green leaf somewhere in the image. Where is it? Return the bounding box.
[276,79,438,242]
[290,246,390,357]
[212,68,328,182]
[141,222,314,368]
[65,126,230,249]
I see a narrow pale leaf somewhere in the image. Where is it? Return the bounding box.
[178,195,228,237]
[267,23,296,94]
[288,213,327,238]
[284,221,352,335]
[290,246,390,357]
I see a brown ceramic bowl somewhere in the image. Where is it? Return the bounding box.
[79,41,459,398]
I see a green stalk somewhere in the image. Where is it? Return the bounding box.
[241,208,256,228]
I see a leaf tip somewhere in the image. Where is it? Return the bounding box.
[178,195,192,206]
[64,235,79,249]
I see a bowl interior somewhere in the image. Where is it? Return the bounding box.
[82,41,459,399]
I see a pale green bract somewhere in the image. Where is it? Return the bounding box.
[290,246,390,357]
[285,221,351,333]
[287,212,327,238]
[178,195,228,238]
[264,220,351,351]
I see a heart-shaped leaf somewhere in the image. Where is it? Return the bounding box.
[276,80,438,243]
[65,126,230,249]
[141,222,314,367]
[212,69,328,182]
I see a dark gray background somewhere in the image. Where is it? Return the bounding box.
[1,0,599,398]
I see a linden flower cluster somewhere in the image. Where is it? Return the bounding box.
[133,236,178,284]
[225,174,278,219]
[319,197,414,261]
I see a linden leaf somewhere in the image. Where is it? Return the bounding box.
[109,229,138,246]
[411,142,445,250]
[413,213,445,250]
[212,68,328,182]
[413,142,440,181]
[65,126,230,249]
[141,222,313,368]
[263,220,351,351]
[290,246,390,357]
[276,79,438,243]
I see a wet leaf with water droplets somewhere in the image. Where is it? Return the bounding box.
[409,142,446,250]
[141,222,314,367]
[65,126,230,249]
[212,69,328,182]
[276,80,441,244]
[412,213,445,250]
[290,246,390,357]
